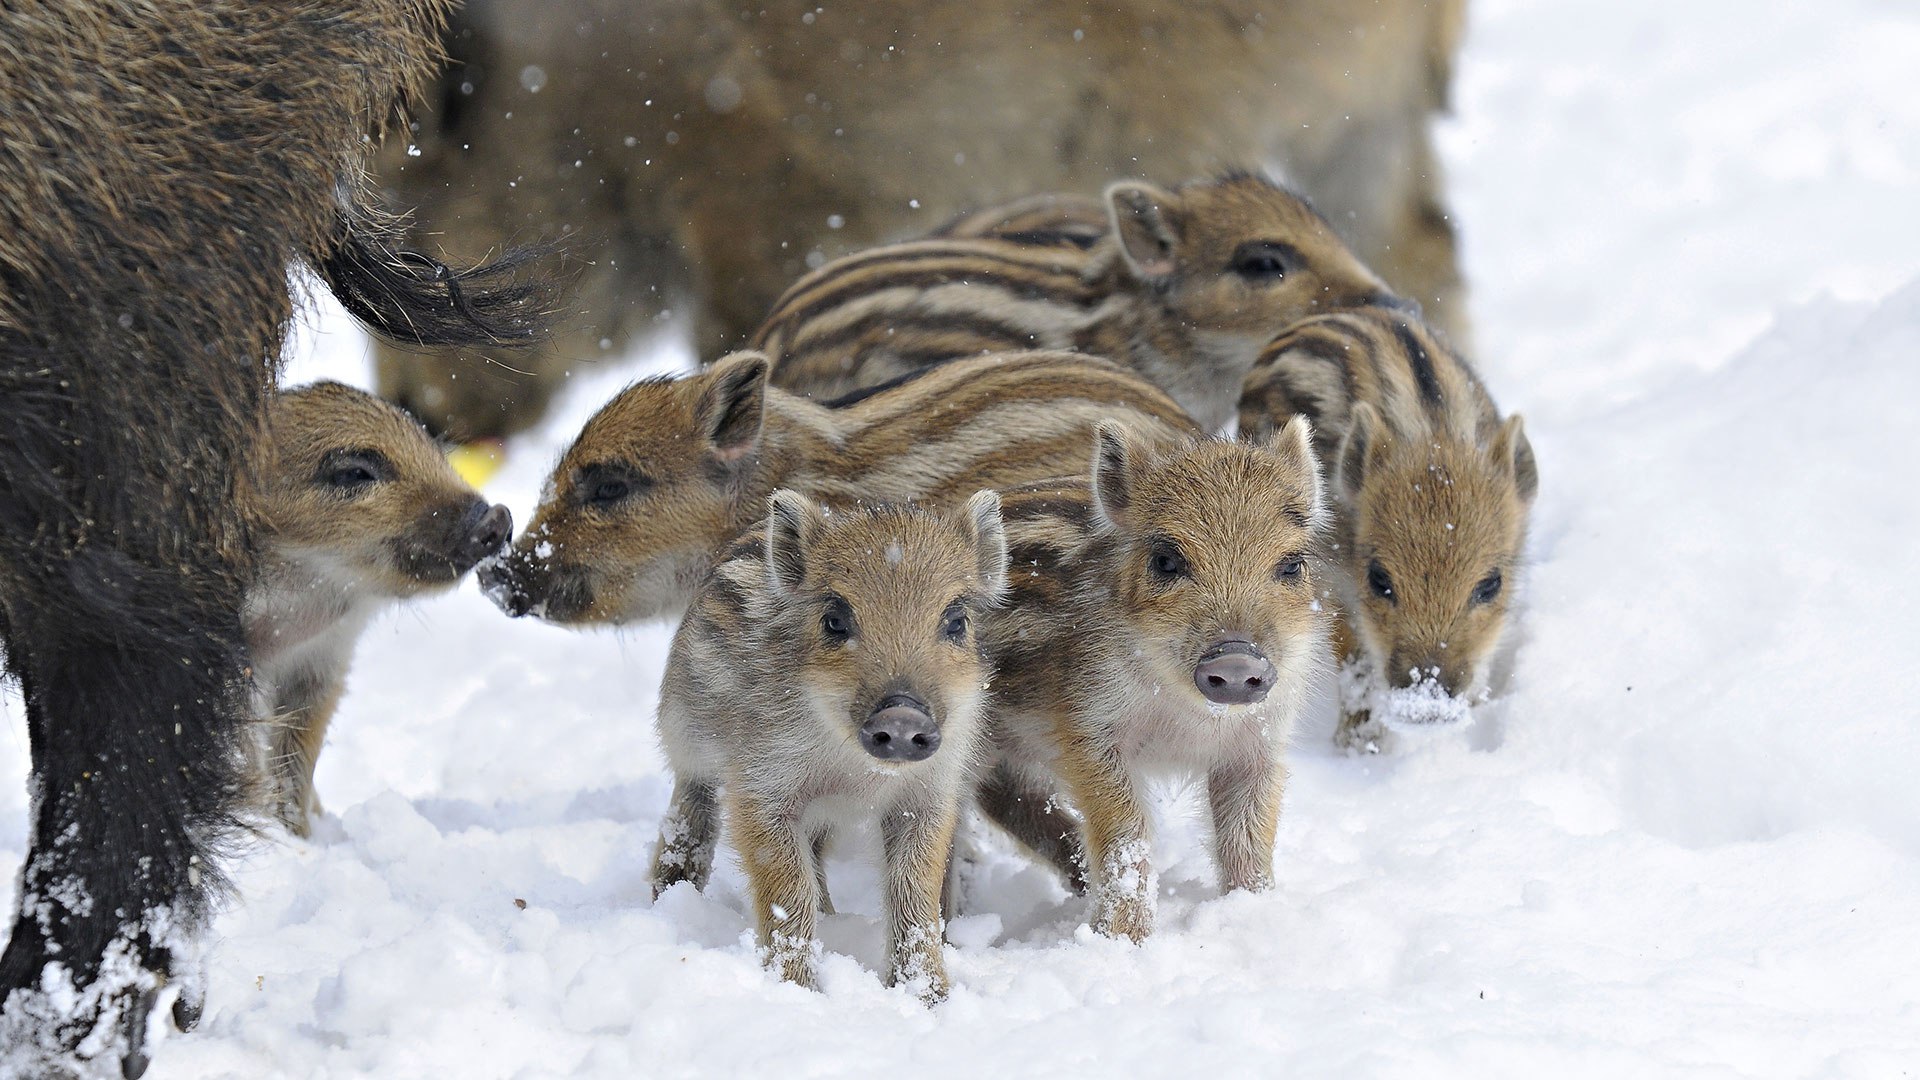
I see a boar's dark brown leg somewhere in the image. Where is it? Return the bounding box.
[0,551,251,1078]
[974,760,1089,895]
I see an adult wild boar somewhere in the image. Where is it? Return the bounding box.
[0,2,541,1074]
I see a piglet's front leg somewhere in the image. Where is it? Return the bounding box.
[881,797,959,1003]
[265,670,344,839]
[1208,752,1287,894]
[1058,732,1156,943]
[730,790,821,990]
[650,776,720,898]
[1331,618,1395,754]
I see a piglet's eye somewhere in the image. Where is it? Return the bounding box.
[1367,559,1396,604]
[1275,555,1306,581]
[822,597,855,643]
[1229,241,1293,281]
[317,449,391,492]
[1148,544,1188,580]
[578,463,649,511]
[1471,568,1503,605]
[588,478,629,506]
[940,602,969,644]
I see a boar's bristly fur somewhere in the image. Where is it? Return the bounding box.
[0,3,545,1073]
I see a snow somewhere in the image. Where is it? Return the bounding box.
[1348,664,1481,734]
[6,0,1920,1074]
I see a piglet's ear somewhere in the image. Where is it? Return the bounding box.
[698,351,770,462]
[1271,414,1325,519]
[1106,181,1181,282]
[764,488,818,595]
[1090,421,1141,533]
[1495,414,1539,505]
[962,489,1008,601]
[1336,402,1380,503]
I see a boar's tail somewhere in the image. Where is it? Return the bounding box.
[313,203,554,350]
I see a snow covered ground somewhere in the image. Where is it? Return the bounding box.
[6,0,1920,1075]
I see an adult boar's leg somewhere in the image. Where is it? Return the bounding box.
[0,541,252,1077]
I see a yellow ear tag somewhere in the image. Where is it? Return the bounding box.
[447,439,506,488]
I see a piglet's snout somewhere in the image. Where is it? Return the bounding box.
[860,694,941,762]
[1193,639,1277,705]
[477,553,534,617]
[455,502,513,569]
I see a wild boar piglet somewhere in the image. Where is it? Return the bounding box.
[482,349,1197,625]
[983,422,1330,941]
[754,172,1395,430]
[1239,306,1537,750]
[248,381,510,836]
[651,490,1008,1001]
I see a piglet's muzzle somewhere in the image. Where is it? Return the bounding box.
[860,693,941,762]
[1193,639,1277,706]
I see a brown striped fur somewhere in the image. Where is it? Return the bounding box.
[485,350,1200,625]
[1239,308,1537,751]
[752,173,1393,431]
[930,194,1112,248]
[982,424,1329,941]
[247,382,510,836]
[651,491,1007,1000]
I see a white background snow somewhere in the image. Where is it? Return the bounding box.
[6,0,1920,1075]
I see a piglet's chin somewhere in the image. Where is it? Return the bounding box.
[1374,682,1476,732]
[475,555,530,617]
[1339,662,1482,734]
